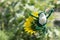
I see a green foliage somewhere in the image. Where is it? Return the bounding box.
[0,30,9,40]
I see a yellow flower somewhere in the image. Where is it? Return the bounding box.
[32,12,38,17]
[24,27,36,34]
[24,21,31,27]
[26,16,34,22]
[24,16,34,27]
[24,12,38,35]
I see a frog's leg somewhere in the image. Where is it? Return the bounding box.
[46,8,54,19]
[35,25,41,30]
[29,13,38,19]
[42,25,48,33]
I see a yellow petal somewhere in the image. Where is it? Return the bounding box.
[32,12,38,17]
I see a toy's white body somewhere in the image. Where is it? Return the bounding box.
[39,13,47,25]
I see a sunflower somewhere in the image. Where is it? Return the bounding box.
[24,12,38,35]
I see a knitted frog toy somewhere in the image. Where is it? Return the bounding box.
[24,8,54,35]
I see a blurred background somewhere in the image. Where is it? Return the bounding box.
[0,0,60,40]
